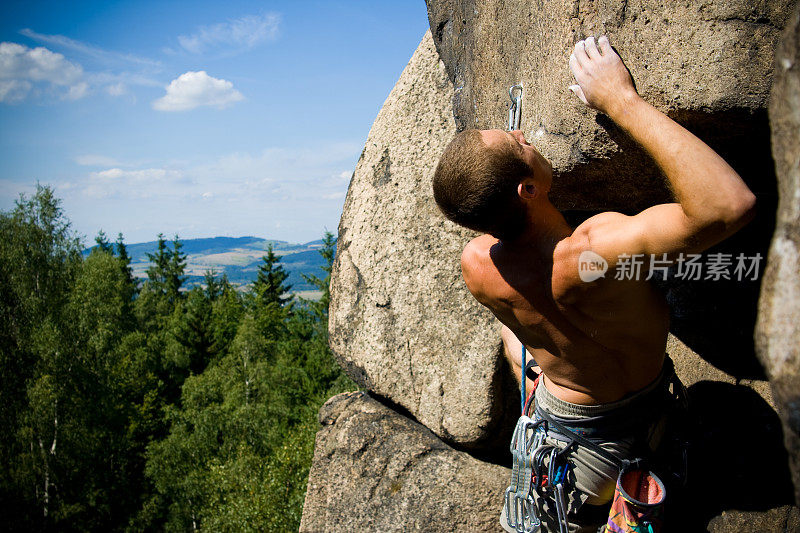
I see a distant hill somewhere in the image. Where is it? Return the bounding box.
[84,236,334,293]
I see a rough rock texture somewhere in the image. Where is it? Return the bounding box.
[707,506,800,532]
[329,31,517,449]
[316,6,800,530]
[426,0,794,211]
[300,385,794,532]
[757,2,800,507]
[299,392,509,532]
[666,334,773,403]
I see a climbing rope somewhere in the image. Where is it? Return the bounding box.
[521,344,527,414]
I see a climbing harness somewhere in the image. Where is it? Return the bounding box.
[504,351,686,533]
[508,84,523,131]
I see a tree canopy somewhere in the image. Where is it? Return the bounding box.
[0,186,352,532]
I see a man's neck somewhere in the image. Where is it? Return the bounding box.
[510,199,572,252]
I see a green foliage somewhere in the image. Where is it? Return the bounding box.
[301,231,336,320]
[0,187,356,531]
[95,230,112,253]
[0,185,82,529]
[253,244,292,307]
[170,287,220,375]
[167,235,187,302]
[145,234,170,290]
[116,232,137,300]
[71,250,135,355]
[143,233,185,305]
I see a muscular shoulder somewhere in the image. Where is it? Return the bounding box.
[461,235,501,305]
[552,211,632,298]
[571,211,632,243]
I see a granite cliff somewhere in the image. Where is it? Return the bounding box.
[301,2,800,530]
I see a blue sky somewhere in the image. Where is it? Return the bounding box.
[0,0,429,244]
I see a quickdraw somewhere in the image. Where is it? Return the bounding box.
[504,415,544,533]
[508,83,523,131]
[504,339,543,533]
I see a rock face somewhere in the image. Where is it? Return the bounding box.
[299,392,509,533]
[426,0,793,211]
[757,2,800,506]
[329,31,516,449]
[707,506,800,532]
[312,5,800,530]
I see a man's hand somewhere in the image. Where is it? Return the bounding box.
[560,35,755,287]
[568,36,638,116]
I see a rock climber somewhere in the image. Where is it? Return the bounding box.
[432,35,756,531]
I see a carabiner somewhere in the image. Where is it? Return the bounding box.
[507,83,523,131]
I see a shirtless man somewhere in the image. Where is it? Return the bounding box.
[433,36,755,530]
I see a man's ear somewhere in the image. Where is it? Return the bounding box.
[518,180,537,200]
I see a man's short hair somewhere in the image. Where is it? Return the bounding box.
[432,129,530,240]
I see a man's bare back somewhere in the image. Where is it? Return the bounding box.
[462,229,671,405]
[453,36,756,406]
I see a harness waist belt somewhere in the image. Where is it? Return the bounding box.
[534,358,675,443]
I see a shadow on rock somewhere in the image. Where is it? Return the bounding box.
[596,107,780,381]
[665,195,777,380]
[667,381,794,530]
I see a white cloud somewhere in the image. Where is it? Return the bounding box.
[92,167,182,181]
[0,79,32,103]
[67,141,358,204]
[0,42,82,83]
[65,81,88,100]
[19,28,160,68]
[55,141,360,243]
[12,30,162,104]
[0,41,87,102]
[83,167,186,199]
[152,71,243,111]
[105,82,126,96]
[177,13,280,55]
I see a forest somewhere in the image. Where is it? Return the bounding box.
[0,185,355,531]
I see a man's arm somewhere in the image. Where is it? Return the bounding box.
[567,36,756,265]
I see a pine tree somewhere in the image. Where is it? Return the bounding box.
[143,234,184,304]
[95,230,112,253]
[115,232,136,290]
[114,233,137,315]
[209,275,242,358]
[203,270,221,301]
[252,244,291,307]
[166,235,186,302]
[301,231,336,320]
[171,287,218,374]
[145,233,169,294]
